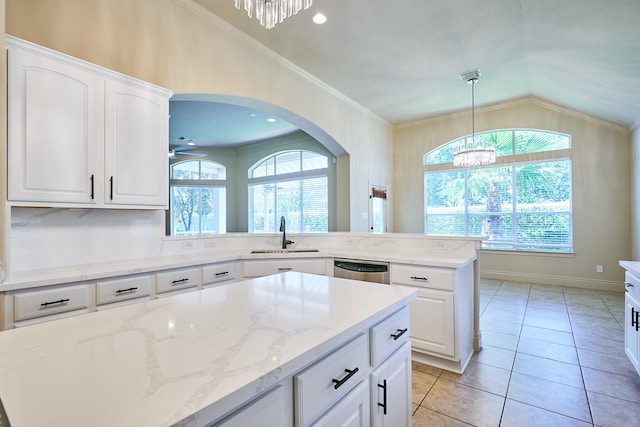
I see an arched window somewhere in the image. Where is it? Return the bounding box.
[248,150,328,233]
[424,129,572,252]
[169,160,226,235]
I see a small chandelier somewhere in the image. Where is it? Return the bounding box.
[453,69,496,168]
[234,0,313,30]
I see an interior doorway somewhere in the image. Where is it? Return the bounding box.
[369,185,387,233]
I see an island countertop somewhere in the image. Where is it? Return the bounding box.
[0,272,418,426]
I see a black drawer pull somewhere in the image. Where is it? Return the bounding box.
[116,287,138,294]
[214,271,229,277]
[278,267,292,271]
[109,176,114,200]
[41,298,70,307]
[378,379,388,415]
[410,276,429,282]
[90,174,95,200]
[633,307,640,331]
[332,367,359,389]
[171,278,189,284]
[390,328,408,340]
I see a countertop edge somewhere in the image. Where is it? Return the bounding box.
[1,250,476,291]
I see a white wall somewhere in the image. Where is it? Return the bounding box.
[393,98,632,290]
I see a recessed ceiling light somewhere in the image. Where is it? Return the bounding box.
[187,141,196,146]
[249,112,256,117]
[267,117,277,123]
[313,13,327,24]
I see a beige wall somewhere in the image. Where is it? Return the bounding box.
[5,0,392,233]
[393,98,632,290]
[632,126,640,259]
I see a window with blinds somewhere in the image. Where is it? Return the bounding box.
[424,129,572,253]
[248,150,328,233]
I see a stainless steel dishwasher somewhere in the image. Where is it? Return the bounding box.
[333,258,390,284]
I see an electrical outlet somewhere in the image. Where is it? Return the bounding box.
[434,241,448,251]
[204,240,216,248]
[183,240,194,250]
[596,265,603,273]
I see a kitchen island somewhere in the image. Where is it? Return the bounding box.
[0,272,418,426]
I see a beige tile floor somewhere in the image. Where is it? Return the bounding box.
[411,279,640,426]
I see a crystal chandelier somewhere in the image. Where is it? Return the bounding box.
[234,0,313,29]
[453,70,496,168]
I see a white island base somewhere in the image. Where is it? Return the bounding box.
[0,272,418,426]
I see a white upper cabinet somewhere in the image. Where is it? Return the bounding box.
[6,36,171,209]
[104,78,168,207]
[7,44,100,204]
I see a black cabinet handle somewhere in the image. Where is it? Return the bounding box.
[214,271,229,277]
[633,307,640,331]
[278,267,293,271]
[109,176,114,200]
[41,298,70,307]
[171,278,189,284]
[332,367,359,389]
[378,379,388,415]
[410,276,429,282]
[90,174,95,200]
[390,328,408,340]
[116,287,138,294]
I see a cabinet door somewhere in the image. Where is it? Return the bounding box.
[311,379,370,427]
[104,78,168,208]
[370,342,411,427]
[7,46,99,204]
[625,293,640,375]
[409,287,455,357]
[215,384,292,427]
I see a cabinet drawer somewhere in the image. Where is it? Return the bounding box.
[243,258,326,278]
[96,275,153,305]
[156,267,202,294]
[626,271,640,301]
[14,285,89,321]
[295,333,368,426]
[390,264,454,291]
[370,307,410,366]
[202,262,239,286]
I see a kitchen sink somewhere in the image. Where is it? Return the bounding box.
[250,249,320,254]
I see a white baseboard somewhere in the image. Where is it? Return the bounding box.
[480,269,624,292]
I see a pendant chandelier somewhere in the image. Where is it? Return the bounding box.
[234,0,313,29]
[453,69,496,168]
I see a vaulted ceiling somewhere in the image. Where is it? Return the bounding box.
[173,0,640,148]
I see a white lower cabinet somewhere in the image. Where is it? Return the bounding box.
[96,274,153,308]
[214,384,293,427]
[8,283,92,328]
[312,378,371,427]
[391,262,474,373]
[156,267,202,296]
[370,342,412,427]
[624,271,640,375]
[243,258,327,279]
[202,262,240,288]
[295,333,369,426]
[408,288,455,357]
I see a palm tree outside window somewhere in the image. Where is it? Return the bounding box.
[424,129,572,252]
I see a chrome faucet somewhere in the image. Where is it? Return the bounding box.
[279,216,294,249]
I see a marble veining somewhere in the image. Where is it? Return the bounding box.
[0,272,418,427]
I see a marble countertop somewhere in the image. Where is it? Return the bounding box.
[0,272,418,427]
[2,247,477,291]
[619,260,640,277]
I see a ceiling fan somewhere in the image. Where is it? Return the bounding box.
[169,137,207,158]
